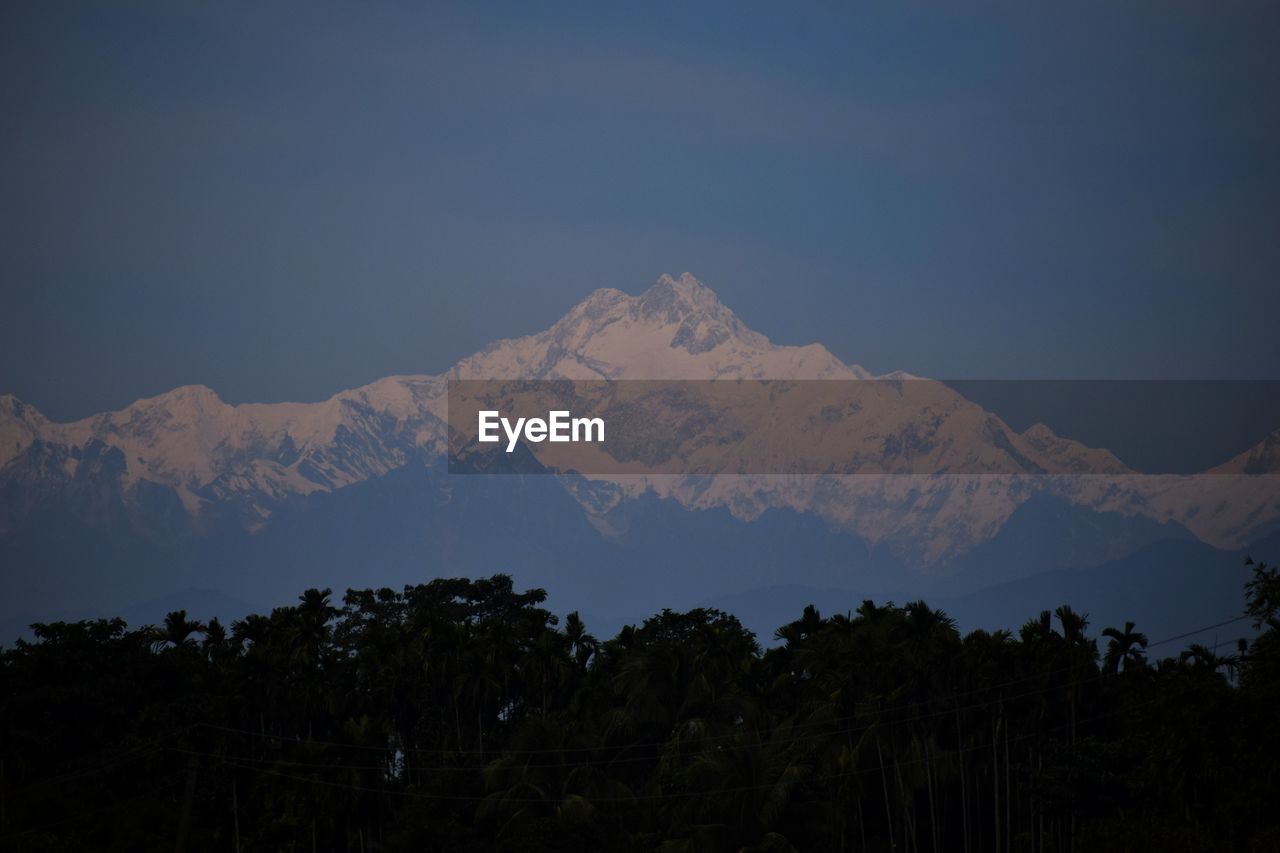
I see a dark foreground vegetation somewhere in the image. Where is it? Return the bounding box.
[3,561,1279,852]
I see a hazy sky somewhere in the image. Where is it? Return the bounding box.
[3,2,1278,421]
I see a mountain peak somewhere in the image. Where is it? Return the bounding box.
[174,383,219,397]
[568,273,721,324]
[0,393,24,415]
[0,394,47,426]
[1210,428,1280,475]
[453,272,873,380]
[570,287,630,320]
[639,272,725,320]
[1022,423,1058,442]
[118,385,227,421]
[659,271,713,298]
[1021,422,1132,474]
[0,394,50,469]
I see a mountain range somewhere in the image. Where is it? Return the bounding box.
[2,273,1278,641]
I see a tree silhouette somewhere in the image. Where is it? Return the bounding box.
[1,566,1276,851]
[1101,621,1148,674]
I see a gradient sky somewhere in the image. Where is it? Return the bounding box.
[3,2,1278,422]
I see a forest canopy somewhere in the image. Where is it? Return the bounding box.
[2,562,1278,852]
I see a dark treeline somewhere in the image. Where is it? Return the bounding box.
[3,562,1279,852]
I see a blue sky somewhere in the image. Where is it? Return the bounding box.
[3,2,1278,420]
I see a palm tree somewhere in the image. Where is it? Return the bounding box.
[203,616,227,647]
[1245,557,1280,631]
[564,611,598,671]
[1179,643,1234,675]
[665,724,809,853]
[151,609,205,651]
[1054,605,1090,647]
[1102,621,1148,674]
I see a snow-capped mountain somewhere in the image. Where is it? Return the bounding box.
[1210,429,1280,475]
[451,274,865,381]
[2,377,443,528]
[1,272,1277,572]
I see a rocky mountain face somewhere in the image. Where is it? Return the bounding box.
[2,273,1278,601]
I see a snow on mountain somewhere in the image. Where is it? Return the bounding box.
[2,272,1277,563]
[0,394,51,470]
[1020,423,1131,475]
[450,273,867,382]
[1209,429,1280,475]
[1049,470,1280,552]
[4,377,446,522]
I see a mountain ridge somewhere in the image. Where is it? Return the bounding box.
[2,273,1278,567]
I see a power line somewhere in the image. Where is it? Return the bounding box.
[187,686,1194,806]
[187,612,1254,761]
[0,772,183,841]
[0,724,196,802]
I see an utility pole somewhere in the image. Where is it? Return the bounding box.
[174,752,198,853]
